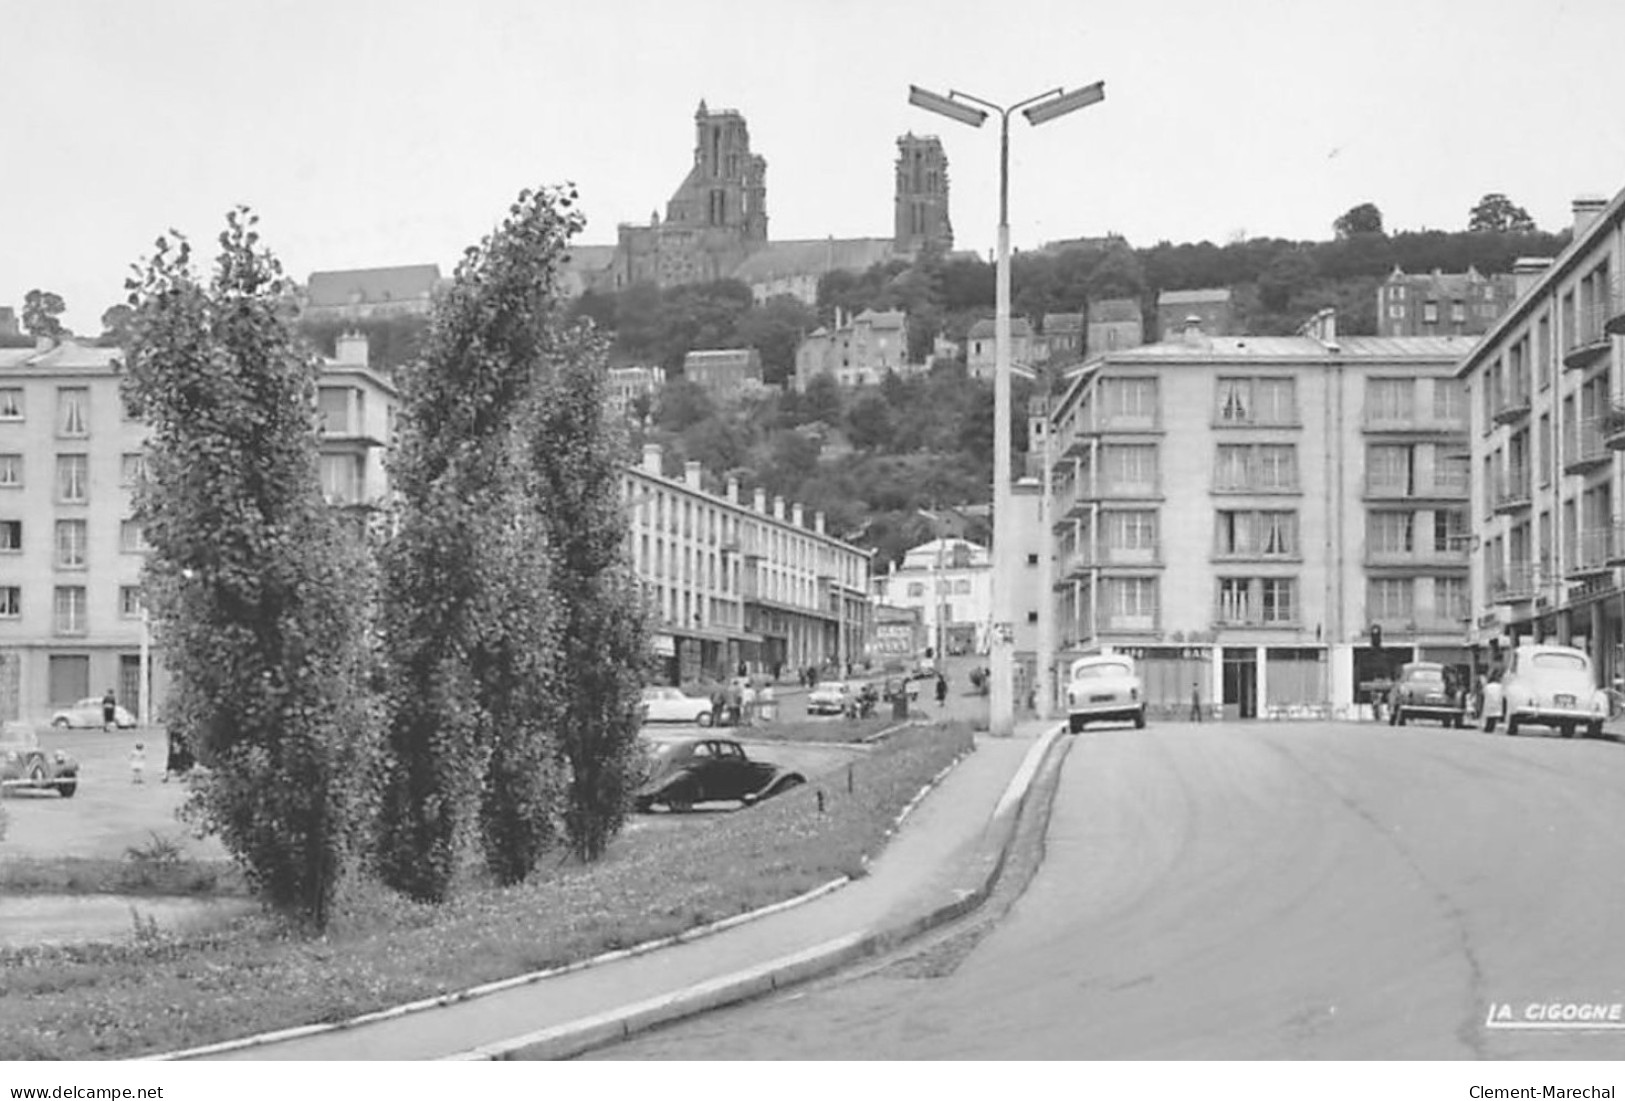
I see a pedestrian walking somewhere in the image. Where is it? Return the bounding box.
[128,742,147,784]
[101,687,117,732]
[1189,681,1203,722]
[935,672,948,708]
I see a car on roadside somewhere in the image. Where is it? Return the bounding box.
[633,737,805,812]
[807,680,856,716]
[1,721,79,797]
[639,685,715,727]
[1480,644,1608,738]
[1387,662,1468,728]
[50,697,137,730]
[1066,654,1145,733]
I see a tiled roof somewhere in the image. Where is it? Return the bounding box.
[1101,333,1475,361]
[1043,312,1085,332]
[0,340,119,371]
[854,308,906,329]
[305,265,443,308]
[1088,298,1142,323]
[730,238,897,283]
[967,317,1034,338]
[1156,287,1231,306]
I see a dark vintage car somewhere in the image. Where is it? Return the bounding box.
[634,737,805,812]
[1387,662,1467,728]
[0,721,79,797]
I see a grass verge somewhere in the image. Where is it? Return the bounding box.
[739,714,897,744]
[0,721,975,1060]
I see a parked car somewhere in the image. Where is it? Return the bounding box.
[50,697,137,730]
[0,721,78,797]
[639,686,714,726]
[1066,654,1145,732]
[1387,662,1468,728]
[807,680,857,716]
[1480,644,1608,738]
[634,737,805,812]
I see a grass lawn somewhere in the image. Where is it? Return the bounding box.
[0,721,974,1060]
[741,713,899,744]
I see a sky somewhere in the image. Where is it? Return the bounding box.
[7,0,1625,334]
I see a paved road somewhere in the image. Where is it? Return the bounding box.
[595,718,1625,1059]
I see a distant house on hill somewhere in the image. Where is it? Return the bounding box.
[1086,297,1144,355]
[303,265,444,322]
[683,348,762,400]
[1037,312,1085,367]
[733,238,899,307]
[966,316,1037,380]
[1376,266,1518,337]
[1155,287,1235,338]
[794,307,915,391]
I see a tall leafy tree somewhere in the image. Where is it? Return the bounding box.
[120,210,379,929]
[22,289,67,340]
[1468,193,1536,233]
[1334,202,1385,238]
[377,187,576,899]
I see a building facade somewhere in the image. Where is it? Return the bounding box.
[623,444,870,683]
[1155,287,1236,339]
[872,537,991,658]
[1042,312,1476,720]
[0,336,396,723]
[1378,266,1518,338]
[301,265,443,322]
[893,134,953,256]
[682,348,762,400]
[605,365,666,421]
[966,317,1037,381]
[793,308,912,390]
[1458,194,1625,684]
[1085,297,1144,356]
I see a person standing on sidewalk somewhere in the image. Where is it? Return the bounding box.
[935,672,948,708]
[1189,681,1204,722]
[101,687,118,732]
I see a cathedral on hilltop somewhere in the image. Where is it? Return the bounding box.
[563,101,956,304]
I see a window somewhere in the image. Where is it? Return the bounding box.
[120,585,143,618]
[1218,578,1252,623]
[55,520,87,568]
[1369,512,1414,554]
[1215,445,1250,491]
[120,452,146,487]
[0,388,20,419]
[953,579,971,594]
[0,587,17,617]
[1368,445,1414,495]
[1107,577,1157,623]
[1255,378,1296,424]
[1368,378,1413,422]
[1433,379,1465,424]
[320,454,363,505]
[57,387,88,437]
[54,586,87,634]
[1451,300,1466,323]
[56,454,88,502]
[1108,510,1157,550]
[317,387,349,434]
[0,454,19,486]
[906,582,925,598]
[1423,301,1439,323]
[1105,378,1157,421]
[119,519,146,553]
[0,519,19,551]
[1261,579,1295,624]
[1217,378,1251,423]
[48,654,89,704]
[1436,577,1469,621]
[1257,445,1297,490]
[1434,509,1468,552]
[1259,511,1296,556]
[1368,578,1414,620]
[1104,445,1157,493]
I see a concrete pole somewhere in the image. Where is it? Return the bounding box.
[1037,391,1056,719]
[989,110,1015,737]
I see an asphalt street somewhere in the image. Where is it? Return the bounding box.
[595,717,1625,1059]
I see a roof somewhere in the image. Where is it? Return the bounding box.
[1097,333,1476,362]
[967,317,1035,339]
[684,348,758,363]
[730,238,897,283]
[0,340,119,373]
[305,265,442,308]
[1384,267,1510,297]
[1088,298,1142,323]
[1156,287,1231,306]
[853,308,905,330]
[1042,313,1084,332]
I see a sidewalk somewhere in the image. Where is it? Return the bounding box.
[186,719,1064,1061]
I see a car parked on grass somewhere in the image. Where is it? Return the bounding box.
[1387,662,1468,728]
[50,698,137,730]
[807,680,857,716]
[1066,654,1145,732]
[1480,644,1608,738]
[633,737,805,812]
[1,721,79,797]
[639,686,714,727]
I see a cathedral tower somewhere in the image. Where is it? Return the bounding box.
[894,134,952,256]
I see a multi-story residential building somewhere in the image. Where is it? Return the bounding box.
[1036,313,1085,368]
[605,365,666,421]
[682,348,762,400]
[1042,311,1475,719]
[623,443,870,683]
[1377,266,1519,337]
[1458,193,1625,683]
[1155,287,1236,339]
[794,308,913,390]
[872,537,990,658]
[1085,297,1144,356]
[0,335,396,723]
[966,317,1037,381]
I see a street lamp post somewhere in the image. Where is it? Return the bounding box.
[909,79,1104,736]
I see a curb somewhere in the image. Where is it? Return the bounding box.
[452,722,1068,1061]
[152,724,976,1062]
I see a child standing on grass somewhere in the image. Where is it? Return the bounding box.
[128,742,147,784]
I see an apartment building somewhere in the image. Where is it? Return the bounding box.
[1043,313,1475,719]
[793,308,913,390]
[1458,193,1625,682]
[872,537,990,658]
[623,443,870,683]
[1377,266,1517,338]
[0,335,396,723]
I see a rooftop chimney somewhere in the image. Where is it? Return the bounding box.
[1181,315,1207,347]
[683,460,702,490]
[642,442,663,476]
[335,330,369,366]
[753,488,768,513]
[1574,195,1609,238]
[792,503,804,528]
[726,476,740,504]
[1512,256,1553,299]
[1301,307,1339,351]
[773,495,787,521]
[814,510,826,535]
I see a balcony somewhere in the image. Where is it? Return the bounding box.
[1489,563,1538,604]
[1490,465,1533,514]
[1363,547,1470,572]
[1608,524,1625,568]
[1363,477,1470,503]
[1065,543,1163,572]
[1490,388,1532,425]
[1565,415,1612,474]
[1569,527,1615,580]
[1606,281,1625,336]
[1074,477,1162,502]
[1563,302,1612,369]
[1074,407,1162,437]
[1096,611,1159,635]
[1604,402,1625,450]
[1361,414,1469,436]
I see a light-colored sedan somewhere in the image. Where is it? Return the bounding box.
[640,686,715,727]
[1481,644,1608,738]
[806,680,856,716]
[50,698,137,729]
[1066,654,1145,732]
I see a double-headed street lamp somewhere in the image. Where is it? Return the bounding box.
[909,79,1105,736]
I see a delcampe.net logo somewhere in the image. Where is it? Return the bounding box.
[1487,1002,1625,1030]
